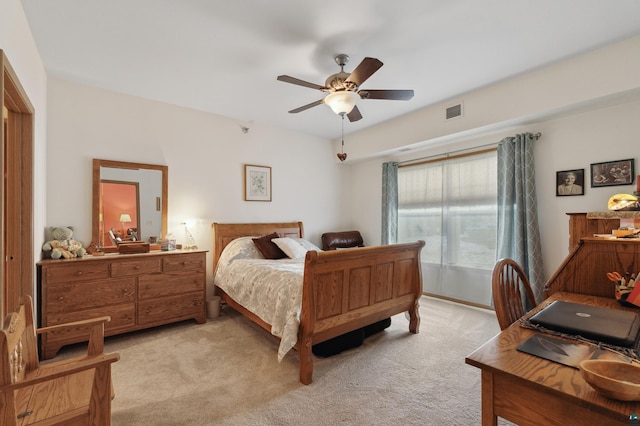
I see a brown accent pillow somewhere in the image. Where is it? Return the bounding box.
[252,232,286,259]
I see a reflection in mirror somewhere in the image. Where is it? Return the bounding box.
[92,159,167,252]
[101,181,139,245]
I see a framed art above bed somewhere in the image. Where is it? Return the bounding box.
[244,164,272,201]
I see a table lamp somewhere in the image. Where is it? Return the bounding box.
[119,213,132,234]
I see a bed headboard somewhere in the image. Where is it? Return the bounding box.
[211,221,304,270]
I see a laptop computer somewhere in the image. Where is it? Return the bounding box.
[528,300,640,347]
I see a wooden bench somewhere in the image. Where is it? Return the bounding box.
[0,295,120,425]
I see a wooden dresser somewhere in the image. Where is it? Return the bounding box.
[37,250,207,359]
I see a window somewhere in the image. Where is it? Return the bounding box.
[397,150,497,306]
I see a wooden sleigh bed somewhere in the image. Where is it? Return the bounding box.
[212,221,425,384]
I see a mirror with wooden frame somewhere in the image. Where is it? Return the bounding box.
[91,159,168,252]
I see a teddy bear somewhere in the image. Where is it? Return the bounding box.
[42,226,86,259]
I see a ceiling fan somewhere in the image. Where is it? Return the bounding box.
[277,54,414,122]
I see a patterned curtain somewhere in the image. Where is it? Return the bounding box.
[497,133,544,305]
[381,162,399,245]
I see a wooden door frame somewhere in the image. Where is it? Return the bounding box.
[1,50,35,318]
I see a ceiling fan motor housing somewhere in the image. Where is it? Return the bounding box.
[325,71,356,92]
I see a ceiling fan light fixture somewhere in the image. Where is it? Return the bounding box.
[325,91,359,115]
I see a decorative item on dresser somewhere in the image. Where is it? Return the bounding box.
[37,250,207,360]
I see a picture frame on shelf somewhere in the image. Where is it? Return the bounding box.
[244,164,272,201]
[590,159,635,188]
[556,169,584,196]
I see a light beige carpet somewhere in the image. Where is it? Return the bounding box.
[61,296,502,425]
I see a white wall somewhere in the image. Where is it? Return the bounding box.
[46,78,350,292]
[0,0,49,296]
[337,34,640,162]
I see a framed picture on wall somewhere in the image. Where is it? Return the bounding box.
[590,159,634,188]
[556,169,584,196]
[244,164,272,201]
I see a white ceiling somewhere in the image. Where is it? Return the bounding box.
[20,0,640,140]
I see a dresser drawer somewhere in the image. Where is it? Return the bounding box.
[45,303,136,335]
[46,278,136,313]
[138,271,205,299]
[111,258,162,277]
[163,252,206,272]
[138,293,205,327]
[44,262,110,284]
[42,302,135,360]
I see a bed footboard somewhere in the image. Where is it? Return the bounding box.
[298,240,425,384]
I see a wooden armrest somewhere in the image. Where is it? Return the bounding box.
[36,316,111,335]
[1,353,120,392]
[37,316,111,356]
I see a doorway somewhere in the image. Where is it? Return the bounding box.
[1,50,35,318]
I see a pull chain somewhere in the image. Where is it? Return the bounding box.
[337,114,347,161]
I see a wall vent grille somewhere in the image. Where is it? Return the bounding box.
[446,103,463,120]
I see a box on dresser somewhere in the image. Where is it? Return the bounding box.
[37,250,207,359]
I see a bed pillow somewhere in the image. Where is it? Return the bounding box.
[272,237,309,259]
[225,237,264,261]
[252,232,287,259]
[293,238,322,252]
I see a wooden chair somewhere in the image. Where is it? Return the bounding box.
[0,295,120,425]
[491,258,537,330]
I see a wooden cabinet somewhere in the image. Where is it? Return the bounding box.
[37,250,207,359]
[567,212,640,248]
[546,212,640,298]
[566,213,621,249]
[545,238,640,298]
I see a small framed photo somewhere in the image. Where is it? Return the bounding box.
[244,164,272,201]
[590,159,634,188]
[556,169,584,196]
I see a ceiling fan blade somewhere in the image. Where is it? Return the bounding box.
[288,99,325,114]
[347,105,363,122]
[358,89,414,100]
[344,57,383,87]
[277,75,327,91]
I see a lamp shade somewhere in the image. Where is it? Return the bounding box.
[119,213,132,223]
[324,91,359,115]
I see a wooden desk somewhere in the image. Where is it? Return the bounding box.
[465,292,640,426]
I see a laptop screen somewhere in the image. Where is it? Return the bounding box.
[528,300,640,347]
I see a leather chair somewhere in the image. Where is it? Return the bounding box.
[321,230,364,250]
[491,258,537,330]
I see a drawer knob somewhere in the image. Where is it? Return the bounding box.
[75,271,83,276]
[58,296,64,301]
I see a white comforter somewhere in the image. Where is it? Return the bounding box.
[213,237,320,360]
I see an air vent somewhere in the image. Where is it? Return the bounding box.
[446,103,463,120]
